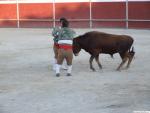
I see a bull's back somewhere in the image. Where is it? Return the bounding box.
[82,31,134,53]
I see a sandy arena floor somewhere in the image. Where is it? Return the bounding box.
[0,28,150,113]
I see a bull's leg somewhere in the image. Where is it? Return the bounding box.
[126,52,135,69]
[117,57,128,71]
[95,55,102,69]
[117,52,128,71]
[89,56,95,71]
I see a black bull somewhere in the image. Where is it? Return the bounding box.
[73,31,135,71]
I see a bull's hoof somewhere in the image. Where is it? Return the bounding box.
[99,67,102,69]
[56,73,60,77]
[98,65,102,69]
[91,68,96,71]
[125,66,130,69]
[116,68,121,71]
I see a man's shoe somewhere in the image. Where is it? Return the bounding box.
[56,73,60,77]
[66,73,72,76]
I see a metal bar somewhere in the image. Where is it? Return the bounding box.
[126,0,129,29]
[89,0,92,28]
[128,19,150,22]
[1,18,150,22]
[92,19,126,21]
[52,0,55,27]
[16,0,19,28]
[90,19,150,22]
[18,19,54,21]
[68,19,92,21]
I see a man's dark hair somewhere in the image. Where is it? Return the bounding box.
[60,17,69,27]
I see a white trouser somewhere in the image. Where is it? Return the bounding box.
[56,64,61,74]
[67,65,72,74]
[56,64,72,74]
[53,58,68,71]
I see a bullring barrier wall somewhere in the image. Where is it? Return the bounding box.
[0,0,150,29]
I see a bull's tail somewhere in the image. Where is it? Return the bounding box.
[129,46,135,58]
[129,46,135,53]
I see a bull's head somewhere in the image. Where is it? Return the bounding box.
[73,38,81,56]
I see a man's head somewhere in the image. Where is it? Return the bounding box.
[60,17,69,28]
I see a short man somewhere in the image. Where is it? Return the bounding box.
[55,17,76,77]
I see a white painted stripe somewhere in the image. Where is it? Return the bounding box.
[0,1,16,4]
[92,0,150,2]
[0,0,149,4]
